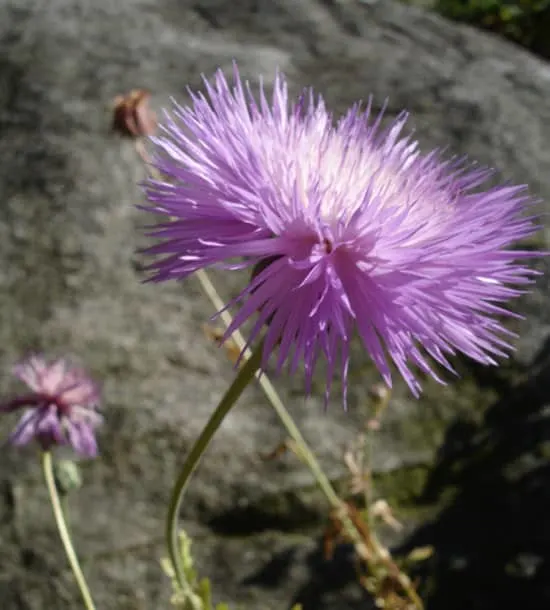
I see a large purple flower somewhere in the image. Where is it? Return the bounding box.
[1,355,102,456]
[142,66,540,403]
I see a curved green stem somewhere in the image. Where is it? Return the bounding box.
[196,270,340,507]
[196,270,423,609]
[166,340,264,587]
[42,451,96,610]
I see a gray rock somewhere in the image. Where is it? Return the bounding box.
[0,0,549,608]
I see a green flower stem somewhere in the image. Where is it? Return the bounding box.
[42,451,96,610]
[197,270,423,609]
[363,431,374,528]
[196,271,372,562]
[166,339,264,588]
[197,269,341,507]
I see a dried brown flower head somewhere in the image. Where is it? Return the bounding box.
[112,89,156,138]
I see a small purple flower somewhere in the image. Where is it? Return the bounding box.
[141,65,541,404]
[1,355,102,456]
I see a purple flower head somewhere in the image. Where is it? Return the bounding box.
[141,65,541,405]
[1,355,102,456]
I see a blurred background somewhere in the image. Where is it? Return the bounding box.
[0,1,549,609]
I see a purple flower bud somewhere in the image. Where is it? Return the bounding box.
[1,355,102,456]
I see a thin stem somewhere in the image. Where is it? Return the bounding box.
[362,432,373,527]
[198,272,364,558]
[42,451,96,610]
[196,270,341,507]
[166,339,264,587]
[197,270,423,609]
[198,270,355,540]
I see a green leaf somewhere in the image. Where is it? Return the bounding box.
[198,578,213,610]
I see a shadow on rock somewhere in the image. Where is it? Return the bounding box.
[244,542,375,610]
[399,337,550,610]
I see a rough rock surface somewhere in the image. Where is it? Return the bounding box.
[0,1,550,609]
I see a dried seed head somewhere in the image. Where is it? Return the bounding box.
[112,89,156,138]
